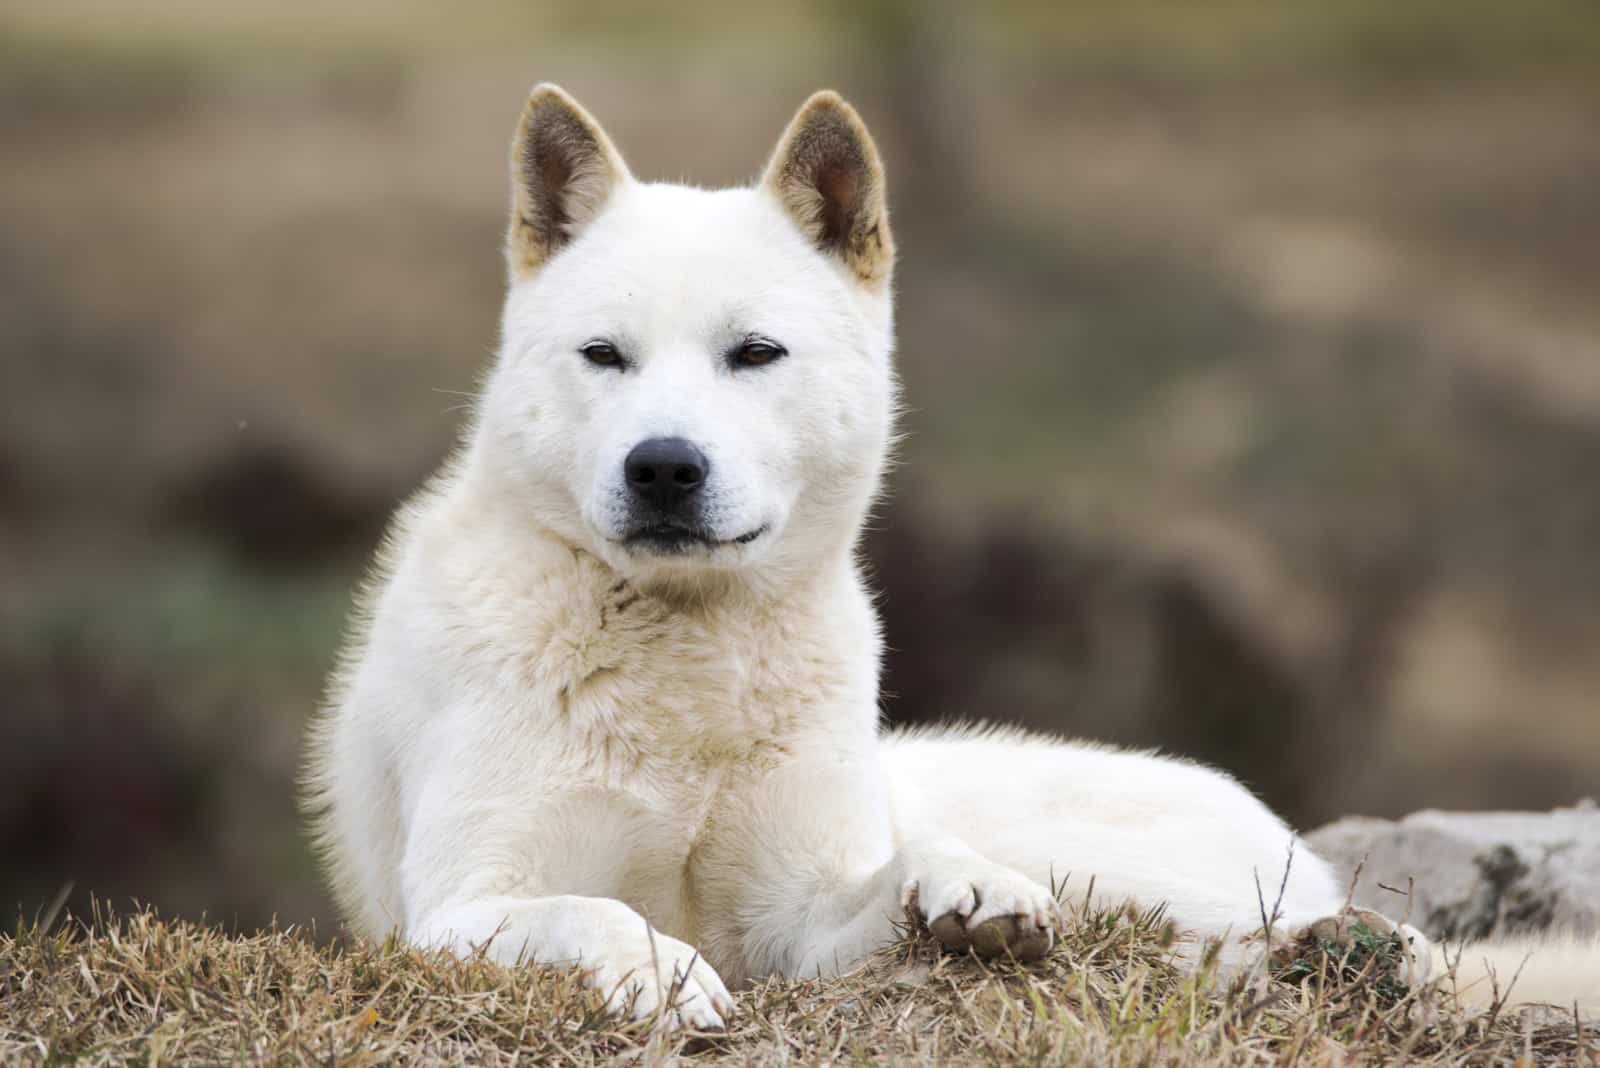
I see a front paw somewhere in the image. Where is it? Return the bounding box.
[585,930,735,1031]
[903,860,1058,962]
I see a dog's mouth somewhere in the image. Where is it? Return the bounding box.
[621,523,768,554]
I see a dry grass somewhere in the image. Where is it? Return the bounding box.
[3,900,1594,1066]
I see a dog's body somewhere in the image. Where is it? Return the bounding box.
[304,86,1598,1027]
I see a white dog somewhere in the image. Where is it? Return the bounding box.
[303,84,1598,1028]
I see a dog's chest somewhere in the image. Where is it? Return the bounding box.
[514,587,787,907]
[538,577,811,758]
[534,738,770,945]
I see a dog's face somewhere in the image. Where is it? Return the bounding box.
[477,86,896,587]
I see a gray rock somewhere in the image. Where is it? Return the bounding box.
[1305,800,1600,941]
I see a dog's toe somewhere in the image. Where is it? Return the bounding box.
[967,914,1019,957]
[968,914,1052,961]
[929,910,973,952]
[929,906,1054,961]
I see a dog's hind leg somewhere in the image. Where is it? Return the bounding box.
[882,726,1348,968]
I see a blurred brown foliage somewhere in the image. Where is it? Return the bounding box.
[2,1,1598,933]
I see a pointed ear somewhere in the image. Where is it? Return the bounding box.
[506,84,631,278]
[761,91,894,288]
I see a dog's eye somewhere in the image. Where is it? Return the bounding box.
[580,341,625,369]
[730,339,787,370]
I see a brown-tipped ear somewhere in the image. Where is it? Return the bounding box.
[761,91,894,288]
[507,84,630,277]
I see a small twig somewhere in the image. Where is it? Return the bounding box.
[1342,854,1368,911]
[642,914,665,1020]
[1252,869,1273,991]
[1251,838,1297,987]
[39,880,75,937]
[1272,839,1296,930]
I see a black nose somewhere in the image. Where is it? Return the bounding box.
[624,437,708,510]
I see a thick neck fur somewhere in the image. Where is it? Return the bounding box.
[402,451,883,761]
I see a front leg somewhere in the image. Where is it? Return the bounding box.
[400,787,734,1028]
[416,894,735,1029]
[695,747,1059,983]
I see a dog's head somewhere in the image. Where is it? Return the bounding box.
[476,85,897,587]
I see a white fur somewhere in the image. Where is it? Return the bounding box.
[303,87,1599,1027]
[1440,934,1600,1012]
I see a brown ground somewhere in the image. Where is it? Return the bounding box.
[4,902,1595,1066]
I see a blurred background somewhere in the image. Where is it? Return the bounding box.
[3,0,1598,934]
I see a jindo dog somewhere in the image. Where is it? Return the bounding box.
[304,85,1598,1028]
